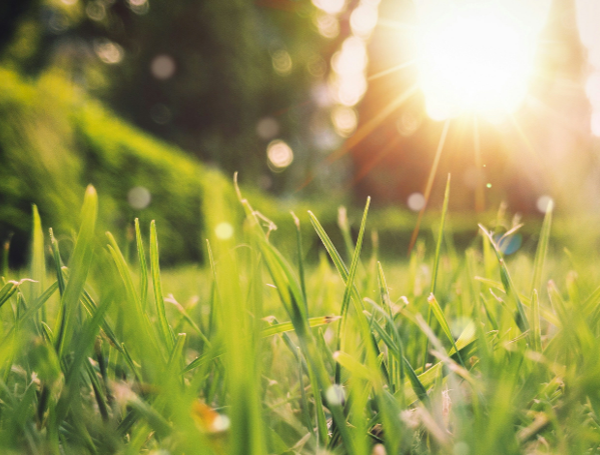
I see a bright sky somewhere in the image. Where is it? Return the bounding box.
[576,0,600,136]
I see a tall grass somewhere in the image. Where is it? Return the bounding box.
[0,183,599,454]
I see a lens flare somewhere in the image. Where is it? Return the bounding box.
[415,1,551,120]
[151,55,176,80]
[215,222,234,240]
[536,195,554,213]
[407,192,425,211]
[332,105,358,137]
[267,140,294,171]
[127,186,151,210]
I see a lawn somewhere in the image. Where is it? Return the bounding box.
[1,182,599,455]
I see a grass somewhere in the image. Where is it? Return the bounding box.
[1,182,600,455]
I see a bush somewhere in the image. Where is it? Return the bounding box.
[0,67,247,265]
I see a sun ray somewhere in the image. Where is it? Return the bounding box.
[376,18,417,31]
[347,135,403,188]
[507,113,544,163]
[408,118,451,254]
[526,94,590,135]
[326,84,419,164]
[295,86,418,193]
[367,59,419,81]
[473,116,485,212]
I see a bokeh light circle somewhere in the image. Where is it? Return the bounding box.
[267,140,294,171]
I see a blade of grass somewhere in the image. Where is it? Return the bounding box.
[530,289,542,353]
[479,224,529,334]
[531,199,553,294]
[206,239,218,337]
[431,174,451,296]
[53,292,113,427]
[260,315,340,338]
[337,206,355,262]
[29,204,46,322]
[150,220,174,353]
[291,212,307,309]
[0,279,35,309]
[427,293,465,368]
[55,185,98,357]
[1,237,9,279]
[335,197,370,382]
[49,228,65,296]
[422,174,451,368]
[240,199,341,450]
[134,219,148,311]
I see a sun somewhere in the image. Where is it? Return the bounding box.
[416,2,550,121]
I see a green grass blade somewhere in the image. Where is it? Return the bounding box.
[337,206,355,262]
[134,218,148,311]
[427,293,465,368]
[16,281,58,325]
[431,174,451,295]
[308,211,350,282]
[530,289,542,352]
[182,347,223,374]
[1,237,9,280]
[168,332,187,368]
[55,185,98,357]
[479,224,529,334]
[403,356,429,404]
[29,204,46,321]
[260,315,340,338]
[167,295,211,346]
[252,219,336,447]
[376,262,393,316]
[54,293,112,426]
[336,197,370,381]
[531,199,553,294]
[205,239,219,337]
[106,236,140,312]
[150,220,174,352]
[333,351,372,380]
[423,174,451,367]
[307,209,363,315]
[49,228,66,296]
[106,231,164,373]
[0,280,22,309]
[84,359,109,422]
[291,212,307,308]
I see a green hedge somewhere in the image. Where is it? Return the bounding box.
[0,68,247,265]
[0,67,561,269]
[0,67,346,267]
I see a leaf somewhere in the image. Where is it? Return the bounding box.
[134,218,148,311]
[431,174,451,295]
[336,197,370,381]
[29,204,46,321]
[333,351,372,380]
[55,185,98,357]
[531,199,553,294]
[423,174,451,367]
[54,293,113,426]
[530,289,542,353]
[150,220,174,352]
[0,279,35,309]
[479,224,529,334]
[427,293,465,368]
[260,315,340,338]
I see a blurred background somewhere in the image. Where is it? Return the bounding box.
[1,0,599,266]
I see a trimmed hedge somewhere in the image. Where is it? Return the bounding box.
[0,68,244,265]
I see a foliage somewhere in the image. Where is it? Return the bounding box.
[1,182,600,454]
[1,0,328,186]
[0,67,281,266]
